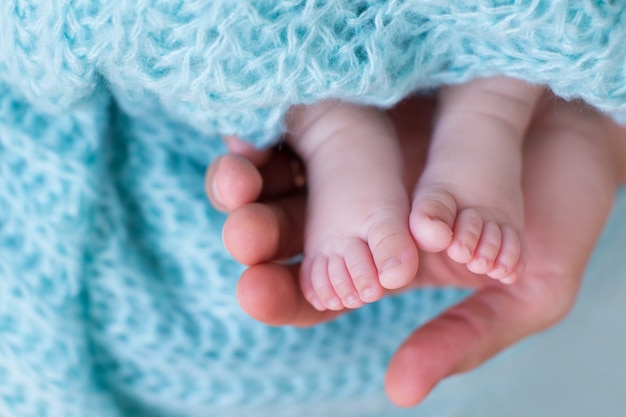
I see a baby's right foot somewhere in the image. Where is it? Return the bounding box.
[300,201,418,311]
[287,102,419,311]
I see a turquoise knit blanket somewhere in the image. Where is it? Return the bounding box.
[1,2,624,416]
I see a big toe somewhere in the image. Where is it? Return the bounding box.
[368,218,419,290]
[410,187,458,252]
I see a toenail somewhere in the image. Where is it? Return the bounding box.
[327,298,341,309]
[361,287,375,300]
[457,244,472,261]
[476,257,489,268]
[500,275,517,285]
[381,257,401,272]
[346,295,359,307]
[490,266,507,279]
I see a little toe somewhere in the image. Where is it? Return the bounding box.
[368,218,419,290]
[328,254,364,309]
[467,221,502,275]
[343,241,384,303]
[309,256,343,311]
[410,187,457,252]
[299,258,325,310]
[487,225,525,283]
[447,208,484,264]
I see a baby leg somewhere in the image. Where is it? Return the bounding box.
[287,102,418,310]
[410,77,542,282]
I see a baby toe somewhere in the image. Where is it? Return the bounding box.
[308,255,343,311]
[328,254,363,309]
[410,187,458,252]
[368,218,419,290]
[488,224,525,283]
[448,208,484,264]
[467,221,502,275]
[342,241,384,304]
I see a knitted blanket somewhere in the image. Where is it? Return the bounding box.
[0,2,624,416]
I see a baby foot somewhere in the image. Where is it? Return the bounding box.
[410,182,525,284]
[406,77,539,284]
[301,203,419,311]
[287,101,419,311]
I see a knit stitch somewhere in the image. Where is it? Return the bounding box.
[1,1,625,416]
[2,1,626,146]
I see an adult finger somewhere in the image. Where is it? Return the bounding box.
[385,273,569,407]
[223,135,272,166]
[223,195,306,265]
[206,146,307,212]
[206,154,263,212]
[224,134,308,199]
[237,263,342,326]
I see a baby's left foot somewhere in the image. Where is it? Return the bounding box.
[408,77,540,284]
[410,181,525,283]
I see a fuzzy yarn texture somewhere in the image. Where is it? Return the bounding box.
[0,1,625,416]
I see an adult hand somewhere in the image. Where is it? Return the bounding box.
[206,95,625,407]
